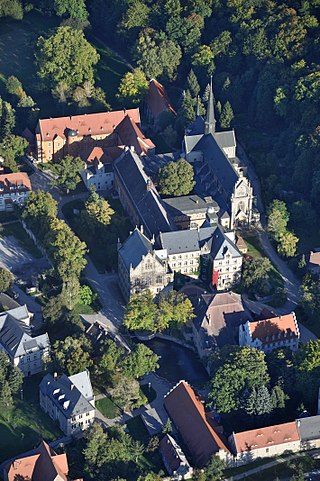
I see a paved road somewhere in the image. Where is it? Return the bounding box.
[238,142,302,315]
[95,372,171,430]
[225,448,320,481]
[82,258,125,333]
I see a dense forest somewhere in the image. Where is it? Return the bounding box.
[1,0,320,224]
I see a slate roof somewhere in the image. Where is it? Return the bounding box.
[187,116,205,136]
[159,225,240,261]
[214,130,236,150]
[160,229,200,255]
[159,434,191,475]
[114,149,173,237]
[205,225,242,260]
[193,292,251,348]
[0,306,49,359]
[298,416,320,441]
[119,227,153,270]
[164,381,229,467]
[39,370,94,419]
[162,195,219,216]
[194,134,239,196]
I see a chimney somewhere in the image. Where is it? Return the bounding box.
[146,178,152,191]
[70,384,75,391]
[140,225,144,234]
[53,372,58,379]
[123,108,127,115]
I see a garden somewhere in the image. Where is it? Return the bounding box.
[0,374,61,463]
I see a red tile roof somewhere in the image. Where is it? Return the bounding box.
[4,440,70,481]
[249,313,299,345]
[38,109,141,141]
[232,422,300,453]
[164,381,229,467]
[115,114,155,154]
[146,79,176,120]
[0,172,32,194]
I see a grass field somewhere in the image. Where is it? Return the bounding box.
[0,10,132,120]
[0,221,42,258]
[96,397,120,419]
[242,233,284,291]
[0,375,61,463]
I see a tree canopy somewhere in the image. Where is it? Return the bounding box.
[209,346,270,414]
[36,26,100,91]
[0,267,14,293]
[157,158,195,196]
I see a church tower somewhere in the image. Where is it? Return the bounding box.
[204,76,216,135]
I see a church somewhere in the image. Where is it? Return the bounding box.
[183,79,258,229]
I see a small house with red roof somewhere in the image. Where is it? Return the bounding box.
[146,79,176,123]
[2,439,83,481]
[164,380,230,467]
[239,312,300,353]
[229,421,300,466]
[0,172,32,212]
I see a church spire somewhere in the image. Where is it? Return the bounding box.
[204,75,216,135]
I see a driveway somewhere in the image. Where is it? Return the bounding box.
[82,257,125,333]
[0,235,49,283]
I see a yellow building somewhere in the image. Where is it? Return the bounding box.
[35,108,154,163]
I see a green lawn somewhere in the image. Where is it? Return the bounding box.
[0,10,132,122]
[0,375,61,463]
[96,397,120,419]
[88,34,131,107]
[0,221,42,258]
[126,415,150,443]
[242,233,284,291]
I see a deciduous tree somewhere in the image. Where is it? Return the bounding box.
[0,267,13,293]
[117,69,148,106]
[157,158,195,196]
[36,26,100,91]
[124,291,157,332]
[123,344,159,379]
[50,155,84,193]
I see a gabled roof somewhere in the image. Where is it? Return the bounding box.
[164,381,229,467]
[0,172,32,195]
[193,292,250,347]
[248,313,299,345]
[3,439,69,481]
[146,79,176,120]
[0,306,49,358]
[214,130,236,150]
[39,370,95,419]
[160,229,200,255]
[298,415,320,441]
[207,225,242,260]
[38,109,141,141]
[159,433,191,475]
[115,114,155,155]
[119,227,153,270]
[114,150,173,237]
[194,134,239,196]
[232,422,300,454]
